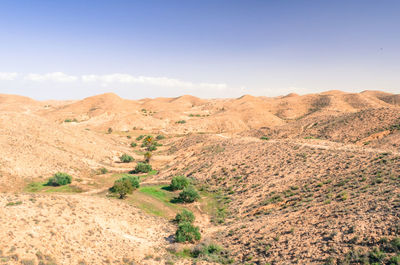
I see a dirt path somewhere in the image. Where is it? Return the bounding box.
[258,138,400,156]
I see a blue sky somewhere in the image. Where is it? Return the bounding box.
[0,0,399,99]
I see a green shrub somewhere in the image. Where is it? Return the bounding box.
[130,142,137,147]
[133,162,152,173]
[174,209,195,224]
[156,135,165,140]
[260,136,269,140]
[176,120,186,124]
[391,237,400,251]
[148,145,157,151]
[368,247,386,263]
[107,127,113,134]
[175,222,201,243]
[109,175,139,198]
[120,154,134,163]
[191,243,233,263]
[46,172,72,186]
[169,175,190,191]
[119,175,140,189]
[141,135,159,151]
[112,179,133,199]
[99,167,108,174]
[176,186,200,203]
[143,135,154,144]
[390,254,400,265]
[64,118,78,123]
[6,201,22,206]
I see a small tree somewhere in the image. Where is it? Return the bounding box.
[110,175,140,194]
[175,222,201,243]
[133,162,152,173]
[107,127,113,134]
[130,142,137,147]
[112,179,133,199]
[120,154,134,163]
[122,175,140,189]
[174,209,195,224]
[142,135,154,147]
[176,186,200,203]
[142,135,159,151]
[46,172,72,186]
[169,175,190,191]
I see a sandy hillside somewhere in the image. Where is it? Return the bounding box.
[0,90,399,265]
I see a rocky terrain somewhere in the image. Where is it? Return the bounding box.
[0,90,399,265]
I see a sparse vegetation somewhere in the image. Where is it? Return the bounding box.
[5,201,22,206]
[2,91,400,265]
[176,120,186,124]
[168,242,233,264]
[191,243,233,264]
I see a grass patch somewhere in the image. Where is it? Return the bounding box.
[24,182,82,193]
[132,200,165,216]
[127,185,183,218]
[139,185,173,202]
[199,190,228,224]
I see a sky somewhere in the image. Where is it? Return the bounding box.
[0,0,399,100]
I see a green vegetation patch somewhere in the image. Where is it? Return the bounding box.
[132,162,152,173]
[46,172,72,186]
[127,185,183,218]
[25,182,82,193]
[168,243,233,264]
[169,175,191,191]
[139,185,173,202]
[175,222,201,243]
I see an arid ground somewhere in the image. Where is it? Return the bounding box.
[0,90,399,265]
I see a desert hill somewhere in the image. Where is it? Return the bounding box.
[7,90,399,134]
[158,134,400,264]
[0,90,399,264]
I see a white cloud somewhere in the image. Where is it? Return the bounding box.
[0,72,228,91]
[81,73,227,90]
[24,72,78,82]
[0,72,18,81]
